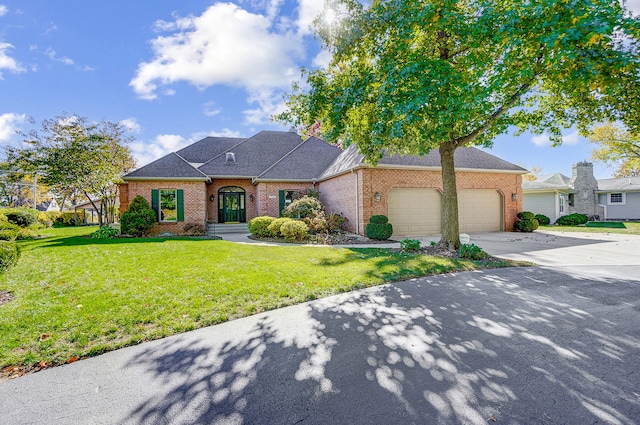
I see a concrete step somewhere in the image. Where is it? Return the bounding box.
[207,223,249,236]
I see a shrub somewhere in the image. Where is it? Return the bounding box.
[5,209,39,228]
[54,210,87,227]
[366,222,393,240]
[283,196,324,219]
[91,226,121,239]
[459,243,489,260]
[248,216,276,238]
[280,220,309,242]
[120,195,157,237]
[0,221,20,232]
[400,239,421,252]
[514,218,539,232]
[555,213,588,226]
[267,217,294,238]
[0,230,17,241]
[369,215,389,224]
[304,211,329,234]
[327,213,348,233]
[183,223,206,236]
[0,240,19,273]
[534,214,551,226]
[516,211,535,220]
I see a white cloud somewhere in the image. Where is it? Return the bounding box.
[131,129,243,167]
[120,118,141,133]
[203,101,221,117]
[0,5,8,17]
[45,48,74,65]
[130,2,311,123]
[297,0,325,35]
[0,42,25,78]
[531,131,580,147]
[0,113,26,145]
[312,50,332,68]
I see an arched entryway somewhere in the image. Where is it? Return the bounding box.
[218,187,246,223]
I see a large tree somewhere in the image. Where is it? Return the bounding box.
[6,115,136,226]
[278,0,640,248]
[589,123,640,177]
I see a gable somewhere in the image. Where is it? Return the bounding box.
[124,152,209,181]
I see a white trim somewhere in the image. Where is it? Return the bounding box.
[607,192,626,205]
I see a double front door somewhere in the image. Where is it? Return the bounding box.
[218,188,246,223]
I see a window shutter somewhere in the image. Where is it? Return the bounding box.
[151,190,159,221]
[177,189,184,222]
[279,190,285,217]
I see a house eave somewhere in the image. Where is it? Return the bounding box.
[252,178,317,183]
[122,177,211,183]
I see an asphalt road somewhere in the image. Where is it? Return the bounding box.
[1,232,639,424]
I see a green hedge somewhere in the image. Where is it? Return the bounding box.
[517,211,535,220]
[366,223,393,240]
[267,217,294,238]
[280,220,309,242]
[369,215,389,224]
[120,195,157,237]
[248,216,276,237]
[555,213,588,226]
[0,241,19,274]
[534,214,551,225]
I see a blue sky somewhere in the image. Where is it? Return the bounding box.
[0,1,638,179]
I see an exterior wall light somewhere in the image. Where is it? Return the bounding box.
[511,193,518,202]
[209,194,215,202]
[249,194,254,202]
[374,192,382,202]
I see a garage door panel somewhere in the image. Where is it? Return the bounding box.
[458,190,502,233]
[388,189,441,236]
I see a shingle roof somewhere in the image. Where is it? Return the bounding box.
[522,173,573,191]
[124,153,209,180]
[176,137,244,164]
[197,131,305,177]
[257,136,342,180]
[597,176,640,191]
[319,144,526,179]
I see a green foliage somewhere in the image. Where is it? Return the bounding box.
[517,211,536,220]
[369,215,389,224]
[54,211,87,227]
[248,216,277,238]
[183,223,206,236]
[514,218,539,232]
[38,211,61,227]
[5,208,39,228]
[366,223,393,240]
[280,220,309,242]
[556,213,588,226]
[91,226,120,239]
[283,195,324,219]
[459,244,489,260]
[267,217,294,238]
[0,230,17,241]
[303,211,330,234]
[589,123,640,178]
[400,239,421,252]
[327,213,348,233]
[0,240,18,273]
[534,214,551,225]
[16,228,37,240]
[120,195,157,237]
[277,0,640,248]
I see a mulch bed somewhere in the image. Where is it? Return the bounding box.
[0,290,14,306]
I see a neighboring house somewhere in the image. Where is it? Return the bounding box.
[35,199,61,212]
[523,161,640,222]
[120,130,526,236]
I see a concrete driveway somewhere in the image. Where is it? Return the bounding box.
[1,231,639,424]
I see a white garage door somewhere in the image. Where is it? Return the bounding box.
[387,188,441,236]
[458,189,502,233]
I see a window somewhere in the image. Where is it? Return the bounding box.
[151,189,184,222]
[608,193,625,205]
[160,189,177,222]
[559,196,565,213]
[279,190,299,216]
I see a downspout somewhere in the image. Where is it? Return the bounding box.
[352,169,359,235]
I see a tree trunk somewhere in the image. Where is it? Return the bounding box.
[439,142,460,250]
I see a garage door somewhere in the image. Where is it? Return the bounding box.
[458,189,502,233]
[387,188,441,236]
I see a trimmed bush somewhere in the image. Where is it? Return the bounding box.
[38,211,62,227]
[400,239,421,252]
[120,195,157,237]
[283,196,324,219]
[5,209,39,228]
[0,240,19,273]
[0,229,17,241]
[516,211,535,220]
[514,218,539,232]
[369,215,389,224]
[54,210,87,227]
[267,217,294,238]
[91,226,121,239]
[555,213,588,226]
[280,220,309,242]
[459,243,489,260]
[534,214,551,226]
[248,216,277,238]
[366,222,393,240]
[327,213,348,233]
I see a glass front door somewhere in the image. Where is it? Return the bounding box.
[224,193,240,223]
[218,187,246,223]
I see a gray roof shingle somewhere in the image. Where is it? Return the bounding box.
[258,136,342,180]
[597,176,640,191]
[176,136,245,164]
[124,153,209,180]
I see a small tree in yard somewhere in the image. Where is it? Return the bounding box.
[120,195,156,237]
[277,0,640,249]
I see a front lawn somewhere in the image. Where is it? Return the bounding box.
[540,222,640,235]
[0,227,513,378]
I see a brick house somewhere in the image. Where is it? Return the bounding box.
[120,130,526,236]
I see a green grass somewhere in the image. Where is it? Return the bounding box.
[0,227,514,375]
[540,222,640,235]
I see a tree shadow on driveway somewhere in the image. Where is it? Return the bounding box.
[124,267,640,424]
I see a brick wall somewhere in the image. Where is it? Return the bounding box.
[255,182,318,217]
[121,180,207,235]
[207,179,257,222]
[321,168,522,234]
